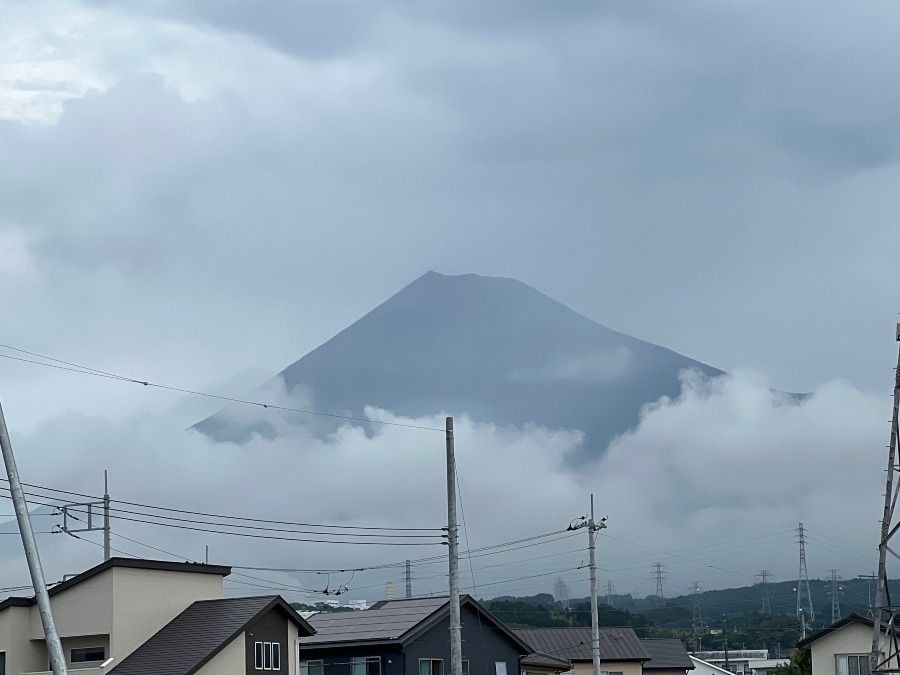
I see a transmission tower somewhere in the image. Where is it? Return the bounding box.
[796,523,815,622]
[606,580,615,608]
[871,323,900,674]
[756,570,773,615]
[653,563,667,604]
[405,560,412,598]
[827,570,843,624]
[691,581,704,650]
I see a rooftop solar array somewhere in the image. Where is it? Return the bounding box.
[300,597,450,645]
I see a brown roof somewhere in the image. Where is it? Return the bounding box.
[109,595,313,675]
[514,627,649,663]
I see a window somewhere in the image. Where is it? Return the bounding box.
[301,659,325,675]
[353,656,382,675]
[420,659,444,675]
[255,642,283,670]
[0,651,5,675]
[462,660,469,675]
[495,662,507,675]
[71,647,106,663]
[837,655,871,675]
[600,671,623,675]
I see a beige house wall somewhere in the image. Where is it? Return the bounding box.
[29,571,113,641]
[809,623,897,675]
[196,633,246,675]
[110,566,223,662]
[572,660,643,675]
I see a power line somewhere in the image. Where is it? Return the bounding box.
[0,344,444,432]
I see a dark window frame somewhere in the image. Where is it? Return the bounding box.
[71,647,106,663]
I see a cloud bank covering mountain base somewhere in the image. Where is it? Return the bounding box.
[1,369,886,602]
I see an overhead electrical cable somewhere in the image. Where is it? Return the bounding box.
[0,344,444,432]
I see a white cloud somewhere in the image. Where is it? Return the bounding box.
[0,370,889,604]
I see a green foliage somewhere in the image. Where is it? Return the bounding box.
[774,650,811,675]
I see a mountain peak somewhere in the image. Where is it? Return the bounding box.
[193,274,723,457]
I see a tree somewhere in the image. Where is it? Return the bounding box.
[775,649,811,675]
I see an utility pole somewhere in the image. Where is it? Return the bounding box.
[606,580,615,608]
[445,417,462,675]
[723,616,730,673]
[103,470,110,561]
[406,560,412,599]
[873,324,900,675]
[859,573,877,619]
[796,523,814,622]
[0,400,69,675]
[756,571,772,615]
[568,496,607,675]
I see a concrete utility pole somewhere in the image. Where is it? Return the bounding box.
[0,400,69,675]
[445,417,462,675]
[103,470,110,561]
[796,523,814,622]
[872,324,900,674]
[568,496,607,675]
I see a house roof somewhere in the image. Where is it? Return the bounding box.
[640,639,695,670]
[797,613,875,650]
[521,651,573,671]
[0,557,231,612]
[513,627,649,663]
[108,595,313,675]
[300,595,531,653]
[689,656,736,675]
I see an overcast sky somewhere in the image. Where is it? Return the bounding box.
[1,1,899,607]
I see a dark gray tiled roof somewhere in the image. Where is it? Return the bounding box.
[640,639,695,670]
[514,627,649,663]
[302,596,450,645]
[109,595,310,675]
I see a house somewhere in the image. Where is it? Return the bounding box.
[520,650,572,675]
[0,557,314,675]
[689,651,782,675]
[513,627,649,675]
[689,657,736,675]
[797,613,897,675]
[298,595,532,675]
[641,639,694,675]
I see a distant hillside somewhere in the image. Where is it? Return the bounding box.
[194,272,724,458]
[486,576,888,652]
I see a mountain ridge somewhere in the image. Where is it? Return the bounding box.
[194,271,725,458]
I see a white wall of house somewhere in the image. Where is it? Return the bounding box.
[196,633,246,675]
[808,622,893,675]
[288,619,300,675]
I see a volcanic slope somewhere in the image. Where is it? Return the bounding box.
[193,272,724,457]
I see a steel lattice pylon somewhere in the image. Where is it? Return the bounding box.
[872,324,900,673]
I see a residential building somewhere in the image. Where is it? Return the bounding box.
[299,595,532,675]
[690,651,775,675]
[641,639,695,675]
[797,613,898,675]
[0,557,313,675]
[513,627,649,675]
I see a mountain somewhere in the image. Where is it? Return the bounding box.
[193,272,724,458]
